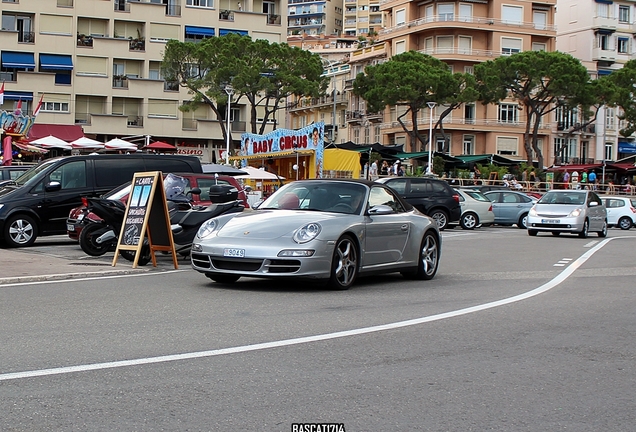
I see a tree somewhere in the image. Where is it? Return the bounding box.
[353,51,476,152]
[162,34,327,144]
[605,60,636,137]
[474,51,592,169]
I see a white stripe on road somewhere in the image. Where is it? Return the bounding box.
[0,238,618,382]
[0,270,187,288]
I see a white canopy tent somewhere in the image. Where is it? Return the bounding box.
[69,137,104,150]
[30,135,72,150]
[104,138,138,152]
[235,166,285,180]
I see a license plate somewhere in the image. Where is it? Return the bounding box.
[541,219,560,224]
[67,223,75,231]
[224,248,245,258]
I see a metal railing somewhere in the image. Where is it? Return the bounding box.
[380,15,556,36]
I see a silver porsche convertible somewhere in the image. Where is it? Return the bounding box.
[191,179,441,290]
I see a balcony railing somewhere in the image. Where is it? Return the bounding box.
[18,31,35,43]
[553,157,595,166]
[380,15,556,36]
[182,118,198,130]
[75,113,91,125]
[166,4,181,16]
[127,115,143,127]
[219,10,234,21]
[129,38,145,51]
[164,80,179,91]
[77,34,94,47]
[267,14,281,25]
[113,76,128,88]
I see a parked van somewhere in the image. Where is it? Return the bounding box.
[0,154,203,247]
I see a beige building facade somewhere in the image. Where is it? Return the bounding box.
[0,0,285,162]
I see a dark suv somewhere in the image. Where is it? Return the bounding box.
[376,177,461,230]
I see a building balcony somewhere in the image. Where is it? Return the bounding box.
[129,38,145,51]
[553,157,595,166]
[57,0,73,6]
[592,47,616,62]
[418,47,498,61]
[18,31,35,44]
[113,76,129,88]
[127,115,144,127]
[379,15,556,39]
[267,14,281,25]
[592,15,618,31]
[219,10,235,21]
[77,34,94,47]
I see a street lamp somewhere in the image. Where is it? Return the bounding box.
[426,101,436,175]
[224,84,234,165]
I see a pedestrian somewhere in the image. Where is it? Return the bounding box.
[571,170,579,189]
[563,169,570,189]
[369,159,378,180]
[393,160,404,176]
[380,160,389,176]
[588,170,597,190]
[521,170,528,182]
[473,165,481,185]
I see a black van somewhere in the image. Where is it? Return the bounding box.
[0,154,202,247]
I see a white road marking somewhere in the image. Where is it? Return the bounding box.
[0,270,187,288]
[584,240,598,248]
[0,238,618,382]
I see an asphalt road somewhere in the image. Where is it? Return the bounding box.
[1,227,635,431]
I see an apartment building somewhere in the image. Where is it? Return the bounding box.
[287,0,343,36]
[374,0,558,162]
[0,0,285,162]
[556,0,636,163]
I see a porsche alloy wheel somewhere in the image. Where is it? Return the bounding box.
[402,232,439,281]
[328,235,358,290]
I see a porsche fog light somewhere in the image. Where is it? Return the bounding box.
[197,219,218,239]
[191,243,202,252]
[278,250,315,257]
[293,222,321,244]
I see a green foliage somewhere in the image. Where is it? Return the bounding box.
[606,60,636,137]
[161,34,328,138]
[353,51,476,151]
[474,51,592,169]
[433,155,445,175]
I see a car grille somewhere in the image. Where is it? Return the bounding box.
[192,253,301,273]
[531,223,571,228]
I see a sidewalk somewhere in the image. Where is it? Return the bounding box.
[0,247,152,285]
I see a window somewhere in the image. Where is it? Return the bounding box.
[605,107,615,129]
[581,140,588,161]
[396,9,406,26]
[533,11,547,29]
[370,185,404,212]
[49,161,87,190]
[464,65,474,74]
[436,137,445,152]
[597,3,610,19]
[498,104,518,124]
[463,135,474,154]
[186,0,213,7]
[425,5,434,22]
[555,106,579,130]
[458,4,472,22]
[554,138,577,163]
[496,137,518,156]
[458,36,471,54]
[618,37,629,54]
[598,34,610,50]
[501,37,522,55]
[263,1,275,15]
[502,5,523,24]
[464,103,475,124]
[436,36,453,54]
[605,142,613,161]
[619,5,629,23]
[395,40,406,54]
[532,42,546,52]
[43,101,70,112]
[438,3,454,21]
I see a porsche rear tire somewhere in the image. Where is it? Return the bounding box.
[402,231,439,281]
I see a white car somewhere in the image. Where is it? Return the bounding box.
[601,196,636,230]
[453,188,495,230]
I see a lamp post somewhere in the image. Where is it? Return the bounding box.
[426,101,436,175]
[292,143,299,180]
[224,84,234,165]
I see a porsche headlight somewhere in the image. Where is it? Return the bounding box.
[196,218,218,239]
[293,222,321,244]
[568,208,582,217]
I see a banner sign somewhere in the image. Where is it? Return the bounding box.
[240,122,325,178]
[1,109,37,137]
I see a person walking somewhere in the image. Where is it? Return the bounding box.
[369,159,378,180]
[380,160,389,176]
[588,170,597,190]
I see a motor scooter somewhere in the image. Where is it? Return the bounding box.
[168,184,244,257]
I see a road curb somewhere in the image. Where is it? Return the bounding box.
[0,268,149,285]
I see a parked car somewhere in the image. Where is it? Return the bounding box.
[0,165,32,187]
[452,188,495,230]
[376,177,461,230]
[462,184,509,193]
[191,179,441,290]
[483,190,536,229]
[600,196,636,230]
[527,190,607,238]
[0,154,203,247]
[67,173,249,240]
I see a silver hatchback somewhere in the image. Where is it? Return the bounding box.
[526,190,607,238]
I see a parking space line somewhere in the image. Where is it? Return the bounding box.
[0,237,622,382]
